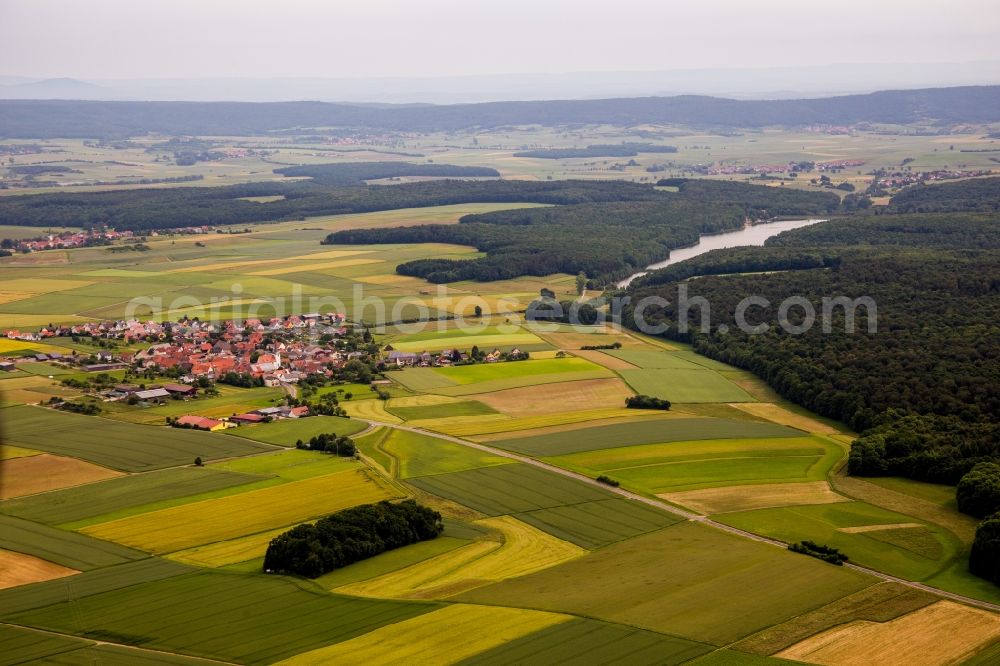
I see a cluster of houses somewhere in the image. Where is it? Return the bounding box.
[387,347,527,367]
[870,168,992,191]
[3,228,136,253]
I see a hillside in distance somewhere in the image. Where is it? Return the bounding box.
[2,86,999,138]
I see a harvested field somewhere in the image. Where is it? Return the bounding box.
[469,378,634,417]
[0,548,78,590]
[274,604,572,666]
[0,454,123,499]
[730,402,840,434]
[82,468,401,553]
[777,601,1000,666]
[336,515,585,599]
[661,481,849,515]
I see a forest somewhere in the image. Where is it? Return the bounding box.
[2,86,999,137]
[325,180,838,284]
[765,213,1000,249]
[273,161,499,186]
[887,176,1000,213]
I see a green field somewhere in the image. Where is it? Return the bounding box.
[380,428,513,478]
[605,350,708,369]
[458,616,713,665]
[717,501,961,581]
[42,644,226,665]
[434,357,602,385]
[546,436,843,493]
[491,418,801,456]
[6,570,435,664]
[0,558,193,615]
[0,515,146,570]
[315,536,472,589]
[407,463,614,516]
[0,624,92,666]
[517,498,682,549]
[2,405,274,471]
[225,415,369,445]
[387,399,498,421]
[618,368,755,403]
[458,521,873,645]
[0,467,266,525]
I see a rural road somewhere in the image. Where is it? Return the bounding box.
[359,418,1000,614]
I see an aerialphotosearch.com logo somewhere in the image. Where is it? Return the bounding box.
[123,282,877,336]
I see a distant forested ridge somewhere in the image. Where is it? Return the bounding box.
[0,177,664,231]
[273,161,499,186]
[887,176,1000,213]
[324,180,838,284]
[2,86,999,137]
[513,144,678,159]
[764,213,1000,250]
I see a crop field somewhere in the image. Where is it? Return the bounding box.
[274,604,572,666]
[718,501,960,580]
[168,527,287,568]
[82,468,401,553]
[6,570,434,664]
[0,453,123,499]
[547,436,843,494]
[1,466,267,527]
[604,349,710,369]
[461,617,713,666]
[340,397,404,423]
[491,417,801,456]
[337,516,585,599]
[458,521,873,645]
[516,498,682,549]
[407,408,664,438]
[2,405,275,471]
[406,463,614,516]
[468,378,634,416]
[225,415,369,445]
[387,399,498,421]
[777,601,1000,666]
[0,548,77,590]
[661,480,849,514]
[316,536,471,589]
[618,367,756,403]
[0,515,145,570]
[390,326,544,353]
[434,357,603,385]
[730,402,842,434]
[0,557,194,616]
[380,428,513,478]
[0,374,82,404]
[0,625,92,665]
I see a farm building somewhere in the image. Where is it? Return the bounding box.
[174,415,230,431]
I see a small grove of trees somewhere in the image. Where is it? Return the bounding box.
[625,395,671,411]
[596,475,620,487]
[263,500,444,578]
[48,397,101,415]
[957,462,1000,518]
[789,540,849,566]
[296,433,356,456]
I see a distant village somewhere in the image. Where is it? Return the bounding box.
[1,226,213,253]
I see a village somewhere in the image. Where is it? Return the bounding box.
[0,225,214,253]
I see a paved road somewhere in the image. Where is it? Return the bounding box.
[360,418,1000,613]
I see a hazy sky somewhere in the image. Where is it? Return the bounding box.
[2,0,999,80]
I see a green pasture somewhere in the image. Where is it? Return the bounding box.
[0,515,146,570]
[387,400,498,421]
[2,405,274,471]
[517,498,681,550]
[491,418,801,456]
[0,467,266,525]
[225,415,368,446]
[7,570,435,664]
[381,427,512,478]
[718,501,961,581]
[605,350,707,369]
[407,463,614,516]
[618,368,755,403]
[434,357,601,385]
[457,521,872,646]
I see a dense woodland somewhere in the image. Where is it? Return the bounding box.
[263,500,443,578]
[765,213,1000,249]
[887,176,1000,213]
[3,86,999,137]
[325,180,838,284]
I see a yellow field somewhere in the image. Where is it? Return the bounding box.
[168,528,286,568]
[387,394,464,408]
[730,402,840,434]
[82,468,401,554]
[0,454,123,499]
[418,407,676,437]
[275,604,571,666]
[659,481,849,515]
[777,601,1000,666]
[336,515,585,599]
[286,249,374,260]
[0,445,40,459]
[0,314,94,329]
[0,338,69,354]
[0,549,78,590]
[0,292,37,305]
[248,258,383,276]
[341,399,403,424]
[0,374,82,404]
[470,378,635,417]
